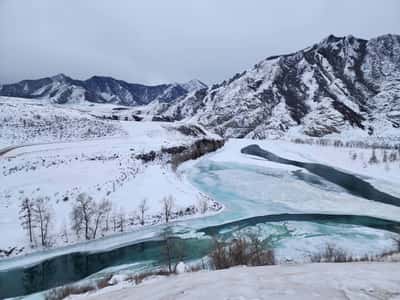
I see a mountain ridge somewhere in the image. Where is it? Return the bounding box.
[0,74,207,106]
[1,34,399,140]
[153,34,400,139]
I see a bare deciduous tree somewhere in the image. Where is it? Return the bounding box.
[71,194,113,240]
[138,198,148,226]
[369,149,379,164]
[61,222,69,244]
[111,213,118,232]
[161,228,185,273]
[32,197,52,247]
[383,150,388,163]
[162,195,174,223]
[71,193,95,240]
[19,198,35,244]
[389,151,398,162]
[92,199,112,239]
[117,210,126,232]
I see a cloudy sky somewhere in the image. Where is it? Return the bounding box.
[0,0,399,85]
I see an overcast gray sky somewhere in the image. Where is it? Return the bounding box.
[0,0,399,85]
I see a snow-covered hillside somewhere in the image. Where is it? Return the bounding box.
[155,34,400,141]
[0,97,125,148]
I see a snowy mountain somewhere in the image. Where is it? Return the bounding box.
[180,79,208,93]
[0,74,207,106]
[2,34,399,140]
[156,34,400,139]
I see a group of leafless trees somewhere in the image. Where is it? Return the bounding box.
[347,148,400,169]
[366,148,400,165]
[20,193,179,246]
[70,194,176,241]
[292,137,400,150]
[158,231,276,275]
[209,235,275,269]
[70,194,113,240]
[19,197,53,247]
[309,239,400,263]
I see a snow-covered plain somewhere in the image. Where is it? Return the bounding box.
[73,263,400,300]
[0,97,125,148]
[1,126,400,265]
[0,97,222,258]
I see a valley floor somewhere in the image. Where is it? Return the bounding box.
[72,262,400,300]
[1,97,400,299]
[0,98,222,258]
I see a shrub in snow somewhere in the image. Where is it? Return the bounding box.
[210,235,275,270]
[310,244,348,263]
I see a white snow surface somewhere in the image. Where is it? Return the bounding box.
[216,139,400,184]
[1,97,399,275]
[0,98,221,259]
[72,262,400,300]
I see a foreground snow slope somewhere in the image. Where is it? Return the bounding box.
[76,262,400,300]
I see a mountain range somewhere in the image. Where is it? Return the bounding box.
[0,74,207,106]
[1,34,399,139]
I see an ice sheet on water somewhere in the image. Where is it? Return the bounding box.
[230,221,398,262]
[188,159,400,222]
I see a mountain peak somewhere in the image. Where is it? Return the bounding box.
[51,73,70,82]
[180,79,208,93]
[87,75,116,82]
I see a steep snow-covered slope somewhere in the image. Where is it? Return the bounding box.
[0,75,207,106]
[158,34,400,140]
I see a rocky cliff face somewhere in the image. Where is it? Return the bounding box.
[0,74,207,106]
[158,34,400,139]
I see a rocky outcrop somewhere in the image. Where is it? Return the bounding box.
[135,138,225,169]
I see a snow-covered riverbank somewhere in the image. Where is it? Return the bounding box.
[72,262,400,300]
